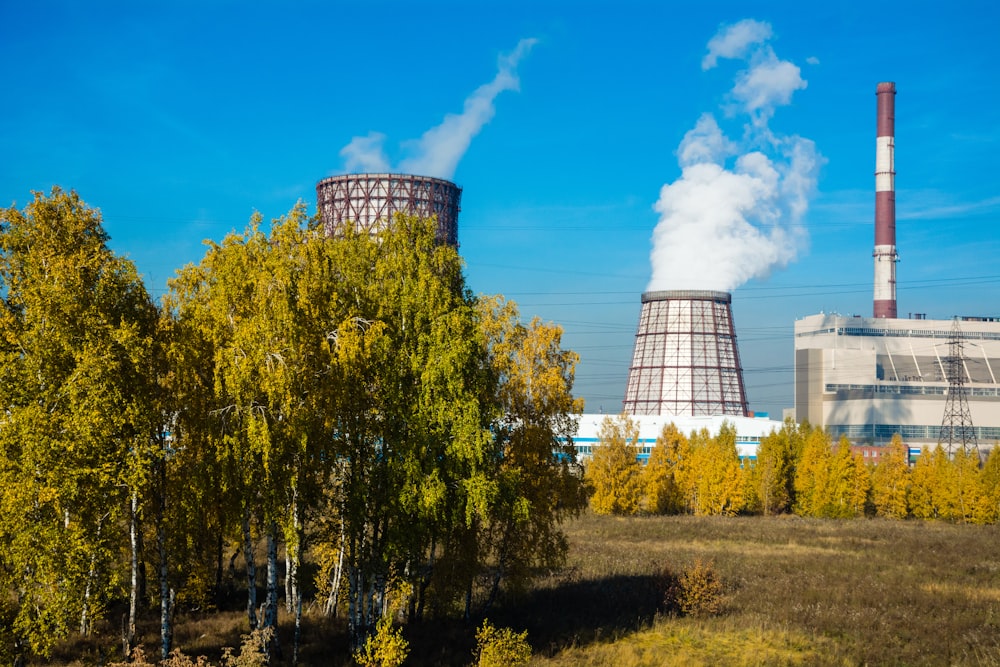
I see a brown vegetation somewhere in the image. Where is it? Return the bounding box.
[39,511,1000,666]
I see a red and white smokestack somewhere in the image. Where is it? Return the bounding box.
[873,81,898,318]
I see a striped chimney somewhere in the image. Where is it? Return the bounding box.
[873,82,898,318]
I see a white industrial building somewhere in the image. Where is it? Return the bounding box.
[794,313,1000,450]
[573,413,782,463]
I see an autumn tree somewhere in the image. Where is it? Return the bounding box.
[827,436,871,518]
[870,434,911,519]
[642,423,688,514]
[587,414,643,515]
[909,445,982,522]
[975,446,1000,524]
[688,423,746,516]
[749,419,798,515]
[167,204,354,659]
[910,446,948,519]
[470,297,587,612]
[793,428,833,517]
[312,214,498,645]
[0,188,160,661]
[949,447,983,523]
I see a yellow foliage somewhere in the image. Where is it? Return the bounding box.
[677,559,724,616]
[642,423,686,514]
[689,424,746,516]
[586,414,642,515]
[354,615,410,667]
[474,619,532,667]
[871,434,911,519]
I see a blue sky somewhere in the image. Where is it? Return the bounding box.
[3,1,999,417]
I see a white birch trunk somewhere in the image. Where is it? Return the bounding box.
[127,492,139,653]
[265,526,279,629]
[80,516,103,636]
[157,482,172,661]
[265,524,281,660]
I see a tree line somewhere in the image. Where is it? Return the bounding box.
[585,414,1000,523]
[0,188,587,665]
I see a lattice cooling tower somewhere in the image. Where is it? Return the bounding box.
[622,290,748,417]
[316,173,462,246]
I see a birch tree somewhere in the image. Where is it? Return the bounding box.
[320,214,493,645]
[167,204,335,659]
[0,188,159,660]
[470,297,586,611]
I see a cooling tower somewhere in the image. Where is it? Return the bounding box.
[622,290,749,417]
[316,173,462,246]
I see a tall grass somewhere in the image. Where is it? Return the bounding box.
[40,513,1000,665]
[527,513,1000,666]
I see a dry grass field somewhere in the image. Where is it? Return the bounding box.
[43,513,1000,666]
[517,513,1000,666]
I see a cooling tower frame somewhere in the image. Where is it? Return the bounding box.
[622,290,749,418]
[316,173,462,246]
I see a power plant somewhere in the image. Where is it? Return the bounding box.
[794,82,1000,455]
[316,173,462,246]
[622,290,748,417]
[316,84,999,461]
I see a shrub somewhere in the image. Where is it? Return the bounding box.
[354,615,409,667]
[677,559,723,617]
[220,627,272,667]
[112,645,212,667]
[473,619,531,667]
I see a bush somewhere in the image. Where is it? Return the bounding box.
[473,619,531,667]
[677,559,723,616]
[354,616,409,667]
[659,559,724,617]
[220,627,272,667]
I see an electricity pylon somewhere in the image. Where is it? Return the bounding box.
[938,318,980,461]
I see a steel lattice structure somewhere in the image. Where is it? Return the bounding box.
[316,173,462,246]
[939,319,980,458]
[623,290,749,417]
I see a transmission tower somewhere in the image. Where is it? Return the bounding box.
[938,318,979,459]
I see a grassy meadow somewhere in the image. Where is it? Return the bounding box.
[44,513,1000,666]
[524,513,1000,666]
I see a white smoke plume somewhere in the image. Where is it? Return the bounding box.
[338,38,536,181]
[648,20,821,292]
[701,19,771,70]
[340,132,390,173]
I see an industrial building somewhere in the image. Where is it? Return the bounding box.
[794,313,1000,449]
[316,173,462,246]
[577,288,782,459]
[573,413,780,463]
[315,174,783,458]
[793,82,1000,454]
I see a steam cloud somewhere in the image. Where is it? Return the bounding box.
[339,38,537,180]
[649,19,822,292]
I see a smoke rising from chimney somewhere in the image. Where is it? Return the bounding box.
[338,38,537,180]
[648,20,821,293]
